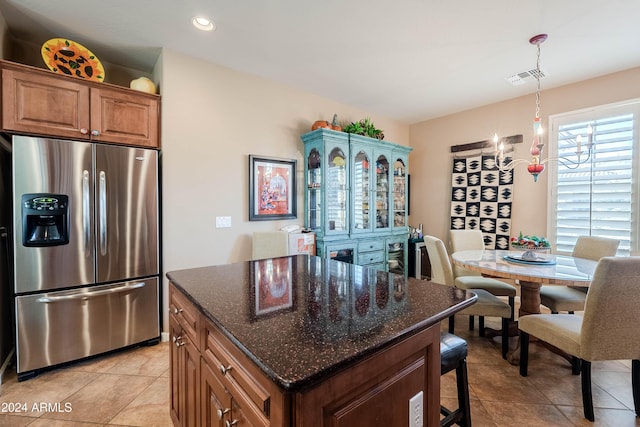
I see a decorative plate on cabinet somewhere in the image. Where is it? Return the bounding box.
[41,38,105,82]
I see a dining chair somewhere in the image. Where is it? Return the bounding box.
[423,235,511,359]
[449,230,517,325]
[251,231,289,260]
[518,256,640,421]
[539,235,619,313]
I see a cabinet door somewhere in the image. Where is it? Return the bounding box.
[392,158,408,228]
[1,67,90,139]
[306,148,322,232]
[325,147,348,234]
[90,87,159,147]
[351,149,372,233]
[202,361,231,427]
[374,154,390,230]
[170,317,201,427]
[387,236,407,276]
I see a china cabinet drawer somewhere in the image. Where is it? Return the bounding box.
[358,250,385,266]
[201,319,271,426]
[170,286,200,347]
[359,240,384,253]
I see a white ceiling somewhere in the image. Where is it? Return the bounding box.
[2,0,639,123]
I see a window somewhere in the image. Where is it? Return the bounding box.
[547,100,640,256]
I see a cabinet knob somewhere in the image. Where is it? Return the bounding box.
[80,128,89,135]
[91,129,100,136]
[225,420,238,427]
[220,365,233,375]
[173,307,183,314]
[216,408,230,420]
[174,336,184,347]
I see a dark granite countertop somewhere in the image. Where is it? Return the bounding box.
[166,255,476,392]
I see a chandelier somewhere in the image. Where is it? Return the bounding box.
[494,33,594,182]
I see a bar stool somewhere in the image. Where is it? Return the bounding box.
[440,332,472,427]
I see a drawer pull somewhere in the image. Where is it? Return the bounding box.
[80,128,88,135]
[216,408,230,420]
[225,420,238,427]
[220,365,233,375]
[173,307,183,314]
[91,129,100,136]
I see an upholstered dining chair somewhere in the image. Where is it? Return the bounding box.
[449,230,517,323]
[424,235,511,359]
[539,235,620,313]
[519,256,640,422]
[252,231,289,260]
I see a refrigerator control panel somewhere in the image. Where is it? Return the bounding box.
[22,193,69,247]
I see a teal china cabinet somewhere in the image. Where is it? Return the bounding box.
[302,129,412,275]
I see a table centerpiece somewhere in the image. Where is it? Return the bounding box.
[510,232,551,260]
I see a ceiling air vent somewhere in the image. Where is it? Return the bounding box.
[504,68,548,86]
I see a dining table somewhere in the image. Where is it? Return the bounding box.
[450,249,599,363]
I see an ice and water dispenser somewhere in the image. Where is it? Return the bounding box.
[21,194,69,247]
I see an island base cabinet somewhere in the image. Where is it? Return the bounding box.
[169,282,442,427]
[294,326,440,427]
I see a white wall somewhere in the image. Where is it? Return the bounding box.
[159,49,409,331]
[408,67,640,246]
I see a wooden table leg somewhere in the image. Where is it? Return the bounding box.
[507,280,541,365]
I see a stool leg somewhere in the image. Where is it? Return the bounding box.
[632,360,640,417]
[468,315,474,331]
[456,359,472,427]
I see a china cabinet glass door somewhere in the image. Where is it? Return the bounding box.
[375,155,389,229]
[327,148,347,232]
[352,150,370,231]
[307,148,322,231]
[393,159,407,227]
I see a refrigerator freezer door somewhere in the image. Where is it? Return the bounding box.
[15,277,159,374]
[95,144,158,283]
[13,136,95,293]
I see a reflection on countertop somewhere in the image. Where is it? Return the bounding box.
[166,255,475,390]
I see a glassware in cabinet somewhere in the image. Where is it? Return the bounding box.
[352,150,370,230]
[326,148,347,232]
[307,149,322,231]
[375,155,389,229]
[393,159,407,227]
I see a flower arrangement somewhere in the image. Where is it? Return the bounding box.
[511,232,551,249]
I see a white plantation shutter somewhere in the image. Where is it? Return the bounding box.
[548,100,640,256]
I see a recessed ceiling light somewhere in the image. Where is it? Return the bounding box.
[192,16,216,31]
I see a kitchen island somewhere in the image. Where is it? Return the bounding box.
[167,255,476,427]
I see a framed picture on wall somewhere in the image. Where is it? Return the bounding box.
[249,155,297,221]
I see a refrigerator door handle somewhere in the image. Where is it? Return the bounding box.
[82,170,91,252]
[99,170,107,255]
[36,282,146,303]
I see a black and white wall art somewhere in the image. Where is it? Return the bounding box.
[450,154,514,249]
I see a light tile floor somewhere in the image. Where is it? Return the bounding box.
[0,300,639,426]
[0,342,171,426]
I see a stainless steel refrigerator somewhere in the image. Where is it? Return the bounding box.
[10,135,160,380]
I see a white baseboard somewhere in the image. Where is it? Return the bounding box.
[161,332,169,342]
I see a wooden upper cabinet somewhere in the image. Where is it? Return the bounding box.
[2,67,91,139]
[90,86,159,147]
[1,60,160,148]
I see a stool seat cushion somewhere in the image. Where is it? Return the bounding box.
[440,332,468,375]
[455,276,517,297]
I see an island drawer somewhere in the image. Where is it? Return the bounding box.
[201,318,271,426]
[169,284,200,346]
